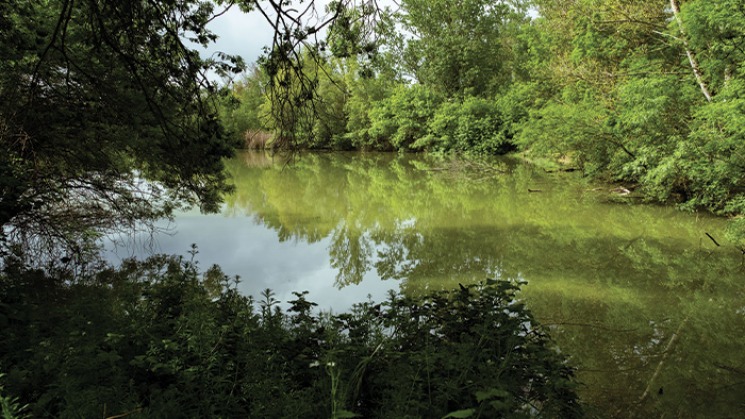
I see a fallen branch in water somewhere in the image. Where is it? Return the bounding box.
[705,232,721,247]
[638,317,689,405]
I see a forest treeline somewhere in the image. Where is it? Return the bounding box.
[2,0,744,255]
[223,0,745,238]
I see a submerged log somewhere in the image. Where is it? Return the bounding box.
[610,187,631,196]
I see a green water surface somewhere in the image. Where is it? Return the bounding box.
[187,151,745,417]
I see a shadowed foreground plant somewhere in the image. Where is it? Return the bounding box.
[0,374,28,419]
[331,280,582,418]
[0,253,581,418]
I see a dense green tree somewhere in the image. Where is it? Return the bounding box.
[681,0,745,96]
[670,1,745,232]
[218,64,267,143]
[342,60,398,149]
[0,0,245,256]
[221,0,533,154]
[398,0,527,97]
[421,96,514,154]
[300,56,353,150]
[514,0,745,240]
[367,84,444,150]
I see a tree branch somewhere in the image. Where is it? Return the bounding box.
[670,0,712,102]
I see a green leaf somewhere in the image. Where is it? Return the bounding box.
[442,408,476,418]
[489,400,509,411]
[475,388,510,402]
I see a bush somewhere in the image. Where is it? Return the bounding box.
[0,253,581,418]
[368,84,444,151]
[419,97,514,154]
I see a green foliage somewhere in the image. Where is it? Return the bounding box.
[326,0,380,63]
[351,280,581,418]
[367,84,444,150]
[217,65,268,142]
[258,50,355,150]
[309,60,353,149]
[0,374,28,419]
[342,63,398,149]
[420,97,514,154]
[518,0,745,234]
[0,253,581,418]
[672,79,745,218]
[494,81,554,149]
[218,0,532,155]
[399,0,523,97]
[681,0,745,94]
[517,87,615,174]
[0,0,242,253]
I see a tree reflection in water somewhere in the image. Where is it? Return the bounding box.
[223,151,745,417]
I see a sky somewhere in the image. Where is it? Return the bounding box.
[198,5,274,72]
[196,0,399,81]
[198,1,335,75]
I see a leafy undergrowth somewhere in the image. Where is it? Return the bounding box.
[0,254,582,418]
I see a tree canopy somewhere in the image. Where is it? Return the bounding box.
[0,0,382,258]
[219,0,745,240]
[0,0,247,257]
[7,0,744,250]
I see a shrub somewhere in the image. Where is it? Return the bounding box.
[368,84,444,151]
[0,253,581,418]
[419,97,514,154]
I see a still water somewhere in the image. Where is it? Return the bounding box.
[111,151,745,417]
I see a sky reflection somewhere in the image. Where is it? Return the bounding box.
[105,208,394,312]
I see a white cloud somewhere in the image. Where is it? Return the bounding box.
[203,5,275,66]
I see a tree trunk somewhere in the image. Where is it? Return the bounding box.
[670,0,712,102]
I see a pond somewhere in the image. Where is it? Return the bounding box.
[109,151,745,417]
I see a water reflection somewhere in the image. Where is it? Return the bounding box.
[225,152,737,289]
[107,151,745,416]
[217,151,745,417]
